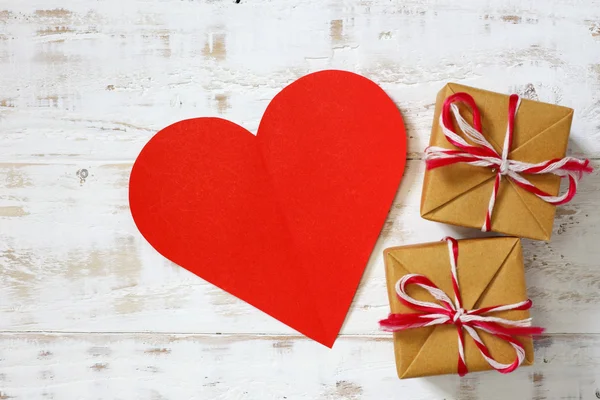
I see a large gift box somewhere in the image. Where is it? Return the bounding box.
[382,237,537,378]
[420,83,590,241]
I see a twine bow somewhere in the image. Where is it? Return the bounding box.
[379,237,544,376]
[425,92,593,232]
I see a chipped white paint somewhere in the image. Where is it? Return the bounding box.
[1,0,600,398]
[2,161,600,336]
[0,334,599,400]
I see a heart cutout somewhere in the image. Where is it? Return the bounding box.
[129,70,406,347]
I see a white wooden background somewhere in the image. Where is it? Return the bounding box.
[1,0,600,398]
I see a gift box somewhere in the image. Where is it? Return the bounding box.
[381,237,537,378]
[420,83,591,241]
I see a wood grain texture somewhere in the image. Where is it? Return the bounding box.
[1,0,600,398]
[0,333,599,400]
[1,161,599,335]
[1,0,600,162]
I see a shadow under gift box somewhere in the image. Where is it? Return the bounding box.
[421,83,574,241]
[384,237,534,378]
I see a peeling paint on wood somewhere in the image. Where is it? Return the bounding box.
[0,334,596,399]
[532,372,546,400]
[0,98,15,107]
[272,340,293,351]
[0,206,28,217]
[330,20,344,44]
[33,9,73,19]
[1,161,600,334]
[214,93,230,114]
[501,15,522,24]
[202,32,226,61]
[1,0,600,398]
[144,348,171,355]
[0,1,599,161]
[87,346,111,357]
[330,381,363,399]
[0,10,12,23]
[90,362,108,371]
[555,208,577,217]
[36,26,73,36]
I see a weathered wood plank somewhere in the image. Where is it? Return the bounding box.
[0,0,599,161]
[2,0,600,398]
[2,161,599,334]
[0,333,598,400]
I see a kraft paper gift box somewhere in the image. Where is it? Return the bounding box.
[383,237,535,378]
[420,83,575,241]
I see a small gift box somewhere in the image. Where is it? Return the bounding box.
[420,83,592,240]
[380,237,542,378]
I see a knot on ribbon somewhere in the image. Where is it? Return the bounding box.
[452,307,465,323]
[379,237,544,376]
[499,159,509,176]
[424,92,593,232]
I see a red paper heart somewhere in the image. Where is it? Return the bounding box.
[129,70,406,347]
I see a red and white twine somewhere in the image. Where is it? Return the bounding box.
[425,92,593,232]
[379,237,544,376]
